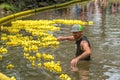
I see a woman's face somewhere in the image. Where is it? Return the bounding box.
[72,31,83,40]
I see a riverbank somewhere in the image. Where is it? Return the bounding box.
[0,8,12,18]
[0,0,66,18]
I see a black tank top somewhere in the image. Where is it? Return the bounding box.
[75,36,91,60]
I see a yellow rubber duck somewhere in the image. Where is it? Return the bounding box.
[37,63,42,68]
[10,76,16,80]
[0,72,11,80]
[6,64,14,70]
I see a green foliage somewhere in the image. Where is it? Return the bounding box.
[0,3,11,10]
[0,3,20,12]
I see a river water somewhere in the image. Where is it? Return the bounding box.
[0,0,120,80]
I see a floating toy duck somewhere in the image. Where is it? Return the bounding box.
[6,64,14,70]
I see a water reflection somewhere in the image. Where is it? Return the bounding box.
[70,61,90,80]
[102,0,119,14]
[89,0,120,80]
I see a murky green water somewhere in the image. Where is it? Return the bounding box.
[0,0,120,80]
